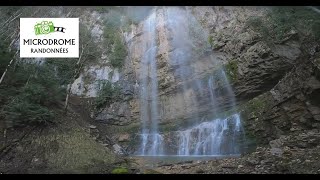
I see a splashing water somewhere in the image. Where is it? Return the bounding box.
[177,114,242,156]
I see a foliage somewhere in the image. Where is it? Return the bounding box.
[0,38,14,73]
[224,60,238,82]
[0,8,130,127]
[0,52,75,127]
[103,26,116,51]
[103,11,127,69]
[95,80,121,109]
[208,35,214,48]
[247,7,320,44]
[79,24,100,65]
[46,59,77,85]
[2,97,54,127]
[1,82,48,127]
[246,95,268,118]
[111,167,129,174]
[109,36,127,68]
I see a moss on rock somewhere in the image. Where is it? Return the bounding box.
[208,35,214,48]
[111,167,129,174]
[225,60,238,82]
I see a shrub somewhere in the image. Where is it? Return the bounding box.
[208,35,214,47]
[1,98,54,127]
[79,24,101,65]
[103,26,116,51]
[0,60,68,127]
[1,76,60,127]
[95,81,121,109]
[247,7,320,43]
[46,59,77,85]
[103,11,128,69]
[223,60,238,82]
[109,36,127,69]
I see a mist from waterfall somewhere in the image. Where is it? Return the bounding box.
[166,7,203,124]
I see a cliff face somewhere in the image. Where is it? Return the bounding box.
[192,6,304,102]
[241,56,320,144]
[191,6,320,150]
[70,11,120,98]
[68,6,320,155]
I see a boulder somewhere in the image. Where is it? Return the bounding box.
[112,144,124,155]
[270,148,283,157]
[118,134,130,142]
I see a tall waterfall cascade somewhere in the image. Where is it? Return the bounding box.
[138,10,163,155]
[137,7,245,156]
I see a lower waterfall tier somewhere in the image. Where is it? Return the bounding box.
[138,113,246,156]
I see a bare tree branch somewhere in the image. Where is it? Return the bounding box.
[0,59,14,85]
[0,9,21,27]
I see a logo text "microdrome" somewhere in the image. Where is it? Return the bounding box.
[23,39,76,46]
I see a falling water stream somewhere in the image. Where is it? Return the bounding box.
[137,7,245,157]
[139,10,164,155]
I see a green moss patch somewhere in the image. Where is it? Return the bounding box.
[111,167,129,174]
[225,60,238,82]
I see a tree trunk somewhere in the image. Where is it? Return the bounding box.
[64,44,86,113]
[64,85,71,112]
[0,59,14,85]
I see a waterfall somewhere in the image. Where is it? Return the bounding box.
[137,7,245,156]
[208,75,219,116]
[174,56,245,156]
[139,10,163,156]
[177,114,242,156]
